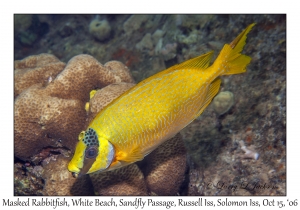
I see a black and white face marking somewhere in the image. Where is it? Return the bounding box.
[79,128,99,176]
[83,128,99,148]
[83,128,99,159]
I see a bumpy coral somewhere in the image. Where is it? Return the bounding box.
[212,91,234,115]
[89,19,111,41]
[143,133,187,195]
[42,156,94,195]
[14,54,134,160]
[46,55,134,101]
[14,53,187,196]
[14,53,66,97]
[90,164,148,196]
[14,85,86,160]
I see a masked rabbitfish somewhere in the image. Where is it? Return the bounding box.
[68,23,255,176]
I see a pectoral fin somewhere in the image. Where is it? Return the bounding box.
[116,145,144,163]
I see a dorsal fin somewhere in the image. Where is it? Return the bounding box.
[169,51,214,70]
[230,23,255,54]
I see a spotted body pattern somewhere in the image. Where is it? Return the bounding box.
[68,23,255,175]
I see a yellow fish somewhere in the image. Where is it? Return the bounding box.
[68,23,255,176]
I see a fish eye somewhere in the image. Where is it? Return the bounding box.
[85,146,98,159]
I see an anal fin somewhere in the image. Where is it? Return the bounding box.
[195,78,221,118]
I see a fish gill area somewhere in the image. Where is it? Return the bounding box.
[14,14,286,196]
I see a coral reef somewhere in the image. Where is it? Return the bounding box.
[142,133,187,195]
[14,14,33,34]
[177,30,200,45]
[14,53,66,97]
[14,15,286,196]
[42,156,94,195]
[159,43,178,61]
[136,33,153,51]
[89,18,111,41]
[14,14,49,46]
[212,91,234,115]
[14,163,44,195]
[239,140,259,160]
[14,53,187,196]
[152,29,165,44]
[14,54,134,161]
[90,164,148,196]
[123,15,150,35]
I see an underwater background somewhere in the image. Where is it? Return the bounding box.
[14,14,286,195]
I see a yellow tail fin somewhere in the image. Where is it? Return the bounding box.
[214,23,255,75]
